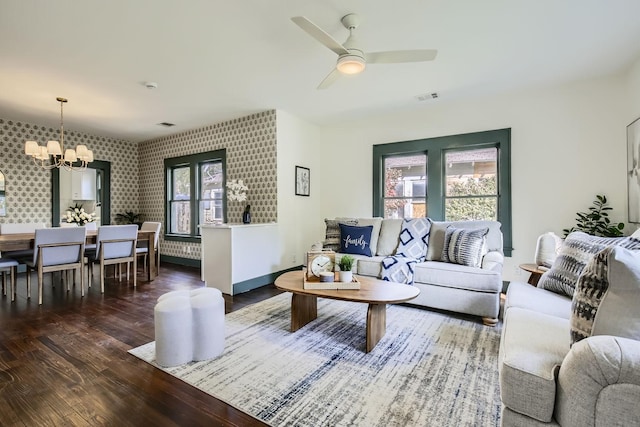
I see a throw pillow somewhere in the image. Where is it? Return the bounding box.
[339,224,374,257]
[441,226,488,268]
[570,242,640,345]
[396,218,432,261]
[323,218,357,252]
[537,232,628,297]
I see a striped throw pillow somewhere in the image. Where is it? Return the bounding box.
[570,241,640,345]
[441,227,488,268]
[537,232,627,297]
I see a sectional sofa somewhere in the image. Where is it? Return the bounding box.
[322,217,504,325]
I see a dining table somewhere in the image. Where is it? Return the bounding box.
[0,229,158,281]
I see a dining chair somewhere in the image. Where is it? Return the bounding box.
[0,257,19,302]
[25,227,86,305]
[87,225,138,293]
[136,221,161,275]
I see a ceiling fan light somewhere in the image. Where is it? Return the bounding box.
[337,55,366,75]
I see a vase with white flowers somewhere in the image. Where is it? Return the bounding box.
[65,203,96,225]
[226,179,250,223]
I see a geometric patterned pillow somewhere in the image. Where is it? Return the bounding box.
[396,218,432,261]
[441,226,488,268]
[570,241,640,345]
[323,218,357,252]
[537,232,628,298]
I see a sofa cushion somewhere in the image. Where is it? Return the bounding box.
[323,218,357,251]
[537,232,627,298]
[499,307,571,422]
[426,220,502,261]
[505,281,571,320]
[413,261,502,293]
[376,218,403,256]
[396,218,431,261]
[338,224,374,256]
[356,255,385,277]
[441,226,488,268]
[571,244,640,345]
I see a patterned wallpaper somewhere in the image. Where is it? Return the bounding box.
[0,118,139,226]
[0,110,277,264]
[138,110,278,261]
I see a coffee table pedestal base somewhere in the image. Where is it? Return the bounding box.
[289,294,387,353]
[366,303,386,353]
[291,294,317,332]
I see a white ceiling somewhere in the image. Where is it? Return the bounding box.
[1,0,640,143]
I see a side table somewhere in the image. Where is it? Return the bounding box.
[519,263,548,286]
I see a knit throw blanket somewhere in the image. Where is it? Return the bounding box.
[381,218,432,285]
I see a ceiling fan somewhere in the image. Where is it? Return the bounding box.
[291,13,438,89]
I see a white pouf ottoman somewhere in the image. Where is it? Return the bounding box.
[157,289,191,302]
[190,293,225,361]
[154,296,193,367]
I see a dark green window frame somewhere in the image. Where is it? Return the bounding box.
[164,149,226,242]
[373,129,512,256]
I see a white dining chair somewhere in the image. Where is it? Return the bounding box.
[25,227,86,305]
[136,221,161,275]
[0,257,19,302]
[86,225,138,293]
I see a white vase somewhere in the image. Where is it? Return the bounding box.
[338,270,353,283]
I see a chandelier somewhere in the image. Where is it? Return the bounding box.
[24,97,94,170]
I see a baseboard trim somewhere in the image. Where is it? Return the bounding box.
[160,255,201,268]
[233,265,303,294]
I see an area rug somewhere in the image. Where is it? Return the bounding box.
[129,293,502,427]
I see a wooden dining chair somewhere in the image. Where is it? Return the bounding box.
[136,221,161,275]
[25,227,86,305]
[86,225,138,293]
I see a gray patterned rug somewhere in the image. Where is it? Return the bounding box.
[129,293,502,426]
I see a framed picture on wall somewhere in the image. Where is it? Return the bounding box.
[295,166,310,196]
[628,116,640,223]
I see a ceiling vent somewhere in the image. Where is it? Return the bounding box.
[158,122,176,127]
[416,92,438,101]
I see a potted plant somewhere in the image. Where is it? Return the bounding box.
[338,254,354,283]
[116,211,142,228]
[562,194,625,237]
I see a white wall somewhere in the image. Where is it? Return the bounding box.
[276,110,324,266]
[318,73,629,281]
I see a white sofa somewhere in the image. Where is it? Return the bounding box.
[499,236,640,426]
[323,218,504,325]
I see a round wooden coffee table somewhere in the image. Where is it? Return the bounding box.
[275,270,420,353]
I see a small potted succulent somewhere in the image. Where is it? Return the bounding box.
[338,254,354,283]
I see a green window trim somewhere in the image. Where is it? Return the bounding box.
[164,149,226,242]
[373,129,512,256]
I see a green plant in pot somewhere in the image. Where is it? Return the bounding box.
[338,255,354,283]
[116,211,142,227]
[562,194,625,238]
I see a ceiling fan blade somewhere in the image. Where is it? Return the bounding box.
[291,16,349,56]
[317,69,342,90]
[366,49,438,64]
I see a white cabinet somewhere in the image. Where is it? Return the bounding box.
[71,169,96,200]
[200,223,279,295]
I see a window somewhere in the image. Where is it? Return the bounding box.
[373,129,512,256]
[444,147,498,221]
[165,149,226,241]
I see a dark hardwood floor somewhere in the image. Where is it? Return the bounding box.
[0,263,283,426]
